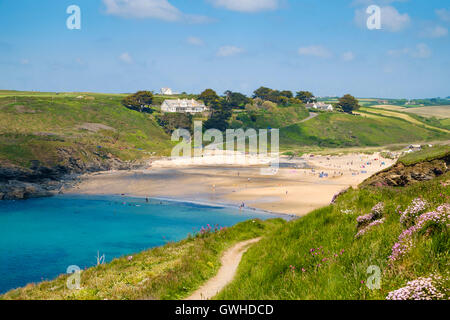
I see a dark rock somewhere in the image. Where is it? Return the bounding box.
[362,155,449,188]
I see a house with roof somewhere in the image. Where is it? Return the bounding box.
[160,87,174,95]
[161,99,208,114]
[305,102,334,111]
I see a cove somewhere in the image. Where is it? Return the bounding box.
[0,195,277,294]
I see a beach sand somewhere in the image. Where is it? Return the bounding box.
[65,153,396,216]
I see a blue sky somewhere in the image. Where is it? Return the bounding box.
[0,0,449,98]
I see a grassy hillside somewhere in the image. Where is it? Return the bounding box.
[217,172,449,299]
[0,94,173,168]
[0,219,285,300]
[280,112,449,149]
[398,144,450,166]
[231,105,309,130]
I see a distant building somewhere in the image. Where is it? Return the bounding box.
[160,87,174,95]
[161,99,208,113]
[305,102,334,111]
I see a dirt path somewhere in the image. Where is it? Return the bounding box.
[185,238,262,300]
[299,112,318,123]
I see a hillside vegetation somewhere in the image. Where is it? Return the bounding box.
[217,150,449,300]
[0,94,173,169]
[231,104,309,130]
[280,112,449,149]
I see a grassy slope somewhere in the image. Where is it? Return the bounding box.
[398,144,450,166]
[280,112,449,149]
[232,105,310,130]
[0,219,285,300]
[217,173,449,300]
[0,95,173,168]
[359,107,450,134]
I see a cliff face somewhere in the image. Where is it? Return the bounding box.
[361,154,449,187]
[0,148,147,200]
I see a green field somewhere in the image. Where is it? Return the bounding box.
[280,112,449,149]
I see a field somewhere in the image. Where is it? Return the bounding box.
[370,104,450,119]
[358,107,449,134]
[280,112,449,149]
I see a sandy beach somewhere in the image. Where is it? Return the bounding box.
[65,153,396,216]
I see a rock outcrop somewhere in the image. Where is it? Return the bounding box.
[362,154,449,187]
[0,149,147,200]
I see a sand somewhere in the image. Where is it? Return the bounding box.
[65,152,396,217]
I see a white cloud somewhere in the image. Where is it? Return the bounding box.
[102,0,211,23]
[209,0,279,12]
[436,9,450,22]
[216,46,244,57]
[388,43,431,59]
[355,6,410,32]
[341,51,355,61]
[20,59,30,65]
[119,52,133,64]
[420,26,448,38]
[298,46,332,59]
[186,36,204,46]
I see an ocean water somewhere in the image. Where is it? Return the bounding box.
[0,195,275,294]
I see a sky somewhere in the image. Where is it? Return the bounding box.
[0,0,449,98]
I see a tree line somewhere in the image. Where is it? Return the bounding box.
[121,88,361,133]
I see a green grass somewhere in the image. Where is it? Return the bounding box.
[231,105,309,130]
[0,218,286,300]
[216,172,450,300]
[398,144,450,166]
[280,112,449,149]
[0,95,174,167]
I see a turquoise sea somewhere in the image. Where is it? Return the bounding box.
[0,195,276,294]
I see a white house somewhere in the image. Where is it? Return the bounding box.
[305,102,334,111]
[161,99,208,114]
[160,87,174,95]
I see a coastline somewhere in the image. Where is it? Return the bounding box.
[63,153,397,217]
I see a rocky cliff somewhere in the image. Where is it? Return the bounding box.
[361,153,449,187]
[0,148,147,200]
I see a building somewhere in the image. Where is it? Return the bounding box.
[305,102,334,111]
[161,99,208,113]
[160,87,173,95]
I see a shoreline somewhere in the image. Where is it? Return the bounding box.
[66,193,299,221]
[63,153,397,217]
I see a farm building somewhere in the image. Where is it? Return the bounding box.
[160,87,174,95]
[305,102,334,111]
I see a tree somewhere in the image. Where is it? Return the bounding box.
[338,94,360,114]
[156,113,193,135]
[122,91,153,113]
[280,90,293,99]
[296,91,315,103]
[204,99,232,132]
[253,87,273,100]
[198,89,220,106]
[224,91,250,109]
